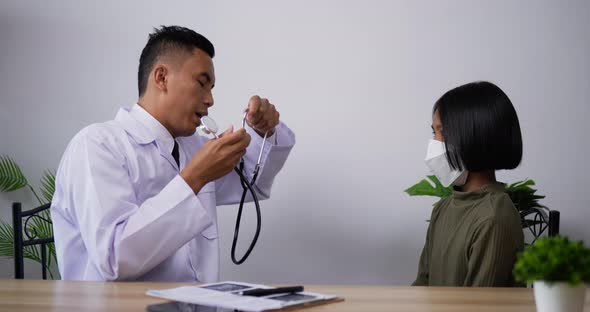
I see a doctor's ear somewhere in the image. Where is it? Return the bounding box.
[152,64,169,92]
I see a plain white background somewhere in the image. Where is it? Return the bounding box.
[0,0,588,284]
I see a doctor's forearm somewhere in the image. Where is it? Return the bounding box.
[180,170,207,193]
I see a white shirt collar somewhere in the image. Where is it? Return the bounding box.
[121,103,176,155]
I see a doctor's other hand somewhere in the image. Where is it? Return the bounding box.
[181,126,251,192]
[245,95,280,137]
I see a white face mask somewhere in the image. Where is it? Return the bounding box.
[424,139,468,187]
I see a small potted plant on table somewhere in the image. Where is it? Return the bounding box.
[513,235,590,312]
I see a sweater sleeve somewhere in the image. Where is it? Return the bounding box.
[463,218,520,287]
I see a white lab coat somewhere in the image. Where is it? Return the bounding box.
[50,104,295,281]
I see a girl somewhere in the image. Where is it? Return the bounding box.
[413,81,524,287]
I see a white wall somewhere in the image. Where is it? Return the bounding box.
[1,0,588,284]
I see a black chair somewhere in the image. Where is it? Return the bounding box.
[520,206,560,245]
[12,202,55,279]
[519,207,560,288]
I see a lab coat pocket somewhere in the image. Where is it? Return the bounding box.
[201,224,218,240]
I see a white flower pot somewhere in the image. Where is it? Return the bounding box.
[533,281,587,312]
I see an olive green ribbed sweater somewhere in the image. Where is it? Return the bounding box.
[412,182,524,287]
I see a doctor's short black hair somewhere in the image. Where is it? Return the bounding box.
[433,81,523,172]
[137,25,215,97]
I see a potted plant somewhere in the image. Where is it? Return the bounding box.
[0,155,57,278]
[405,176,552,239]
[513,236,590,312]
[405,176,547,213]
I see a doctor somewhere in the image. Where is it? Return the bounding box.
[50,25,295,282]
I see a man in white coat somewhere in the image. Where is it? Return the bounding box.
[50,25,295,282]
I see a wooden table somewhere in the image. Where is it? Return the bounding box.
[1,279,589,311]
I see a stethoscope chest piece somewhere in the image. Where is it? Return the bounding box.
[198,116,219,137]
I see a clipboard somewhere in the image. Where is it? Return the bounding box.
[146,297,344,312]
[146,281,344,312]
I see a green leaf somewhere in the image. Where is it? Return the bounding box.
[25,209,56,268]
[506,179,547,213]
[405,175,452,198]
[0,221,42,263]
[0,156,57,278]
[26,211,52,240]
[0,222,14,257]
[0,155,29,192]
[508,179,535,189]
[40,170,56,204]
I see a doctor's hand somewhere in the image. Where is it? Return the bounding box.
[245,95,280,137]
[180,126,251,193]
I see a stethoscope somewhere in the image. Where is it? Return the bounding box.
[198,112,268,265]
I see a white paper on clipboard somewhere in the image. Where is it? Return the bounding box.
[146,281,339,312]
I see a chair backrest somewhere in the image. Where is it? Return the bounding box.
[547,210,560,237]
[520,209,560,289]
[520,207,560,245]
[12,202,55,279]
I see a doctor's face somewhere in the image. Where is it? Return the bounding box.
[163,48,215,137]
